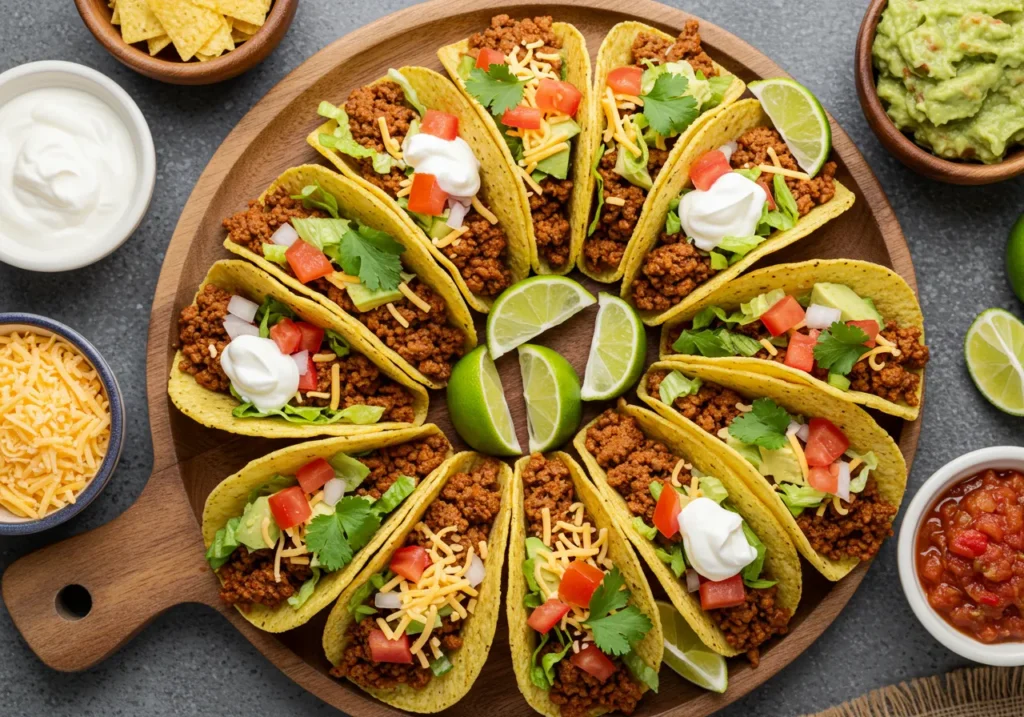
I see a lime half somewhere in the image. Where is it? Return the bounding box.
[657,600,728,693]
[1006,213,1024,303]
[965,308,1024,416]
[518,344,582,452]
[447,346,522,456]
[486,276,596,359]
[581,293,647,401]
[748,78,831,177]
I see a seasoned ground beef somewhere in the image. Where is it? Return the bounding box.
[631,20,719,79]
[583,151,646,273]
[333,616,433,690]
[439,212,512,296]
[531,177,573,269]
[796,478,898,562]
[355,434,451,500]
[217,546,313,611]
[468,14,563,74]
[631,234,718,312]
[407,458,503,550]
[730,127,837,216]
[178,284,232,392]
[344,81,415,196]
[647,371,744,435]
[522,452,578,536]
[546,642,645,717]
[708,585,791,667]
[302,354,415,423]
[223,188,325,255]
[849,321,929,406]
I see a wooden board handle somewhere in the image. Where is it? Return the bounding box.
[1,467,219,671]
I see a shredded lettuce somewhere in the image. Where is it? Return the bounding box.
[847,450,878,493]
[632,517,657,541]
[613,128,653,190]
[324,329,350,357]
[659,370,703,405]
[346,577,377,615]
[290,217,350,252]
[703,73,735,110]
[291,182,340,218]
[246,474,297,504]
[530,629,571,689]
[717,234,768,259]
[655,545,686,578]
[709,251,729,270]
[230,390,386,426]
[317,101,395,174]
[371,474,416,516]
[287,568,322,609]
[698,476,728,504]
[622,650,659,692]
[777,483,828,516]
[262,244,288,266]
[740,523,775,588]
[254,297,295,338]
[664,195,681,235]
[587,143,606,237]
[671,328,763,358]
[205,516,242,570]
[328,452,370,491]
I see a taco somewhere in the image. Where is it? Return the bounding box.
[169,260,429,438]
[619,97,856,326]
[438,15,595,275]
[308,66,531,312]
[202,424,452,632]
[323,452,511,713]
[221,164,476,388]
[575,401,801,663]
[508,452,662,717]
[639,361,908,581]
[579,20,745,282]
[660,259,929,420]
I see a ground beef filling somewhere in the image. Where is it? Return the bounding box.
[355,434,451,501]
[631,20,719,79]
[797,478,898,562]
[302,354,416,423]
[707,585,790,667]
[217,547,313,611]
[631,234,718,312]
[646,371,745,435]
[468,15,563,74]
[730,126,837,216]
[223,188,325,256]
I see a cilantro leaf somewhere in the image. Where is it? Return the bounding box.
[306,496,381,571]
[466,65,529,117]
[336,496,380,552]
[728,397,791,450]
[813,321,870,376]
[641,74,699,137]
[337,225,405,291]
[587,567,630,621]
[587,607,653,657]
[254,297,295,338]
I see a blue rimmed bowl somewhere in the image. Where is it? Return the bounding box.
[0,314,125,535]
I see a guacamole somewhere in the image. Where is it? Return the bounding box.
[872,0,1024,163]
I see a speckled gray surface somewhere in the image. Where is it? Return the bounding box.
[1,0,1022,715]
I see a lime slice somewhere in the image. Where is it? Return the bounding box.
[965,309,1024,416]
[747,78,832,177]
[447,346,522,456]
[487,276,596,359]
[1006,213,1024,303]
[518,344,582,452]
[581,293,647,401]
[657,600,728,693]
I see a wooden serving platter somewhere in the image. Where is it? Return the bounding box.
[1,1,920,715]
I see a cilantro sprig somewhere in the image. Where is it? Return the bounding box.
[813,321,870,376]
[335,224,406,292]
[465,64,529,117]
[305,496,379,571]
[728,397,792,450]
[640,74,699,137]
[583,567,653,657]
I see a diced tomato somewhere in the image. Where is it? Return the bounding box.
[285,240,334,284]
[501,105,542,130]
[848,319,880,348]
[268,486,311,530]
[475,48,506,70]
[653,482,681,539]
[295,321,325,354]
[390,545,433,583]
[368,629,413,664]
[950,529,990,559]
[758,178,777,210]
[297,354,318,391]
[296,457,335,494]
[699,575,747,610]
[559,560,605,607]
[761,296,806,337]
[804,417,851,468]
[407,173,448,216]
[607,66,643,95]
[269,318,302,355]
[535,79,582,117]
[808,464,840,494]
[570,644,616,682]
[784,331,818,373]
[420,110,459,140]
[690,150,732,191]
[527,599,571,634]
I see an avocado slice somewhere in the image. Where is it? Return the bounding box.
[809,283,885,325]
[525,536,549,559]
[758,445,804,486]
[235,496,280,551]
[427,216,453,240]
[534,118,582,180]
[346,272,416,312]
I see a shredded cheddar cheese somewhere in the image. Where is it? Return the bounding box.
[759,338,778,356]
[434,225,468,249]
[470,196,498,224]
[386,303,410,328]
[788,432,810,481]
[312,352,337,363]
[398,282,431,313]
[605,196,626,207]
[832,495,850,516]
[329,362,341,411]
[756,164,811,181]
[767,146,782,168]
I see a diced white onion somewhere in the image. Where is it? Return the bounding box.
[271,222,299,247]
[227,295,259,323]
[375,592,402,610]
[466,554,486,588]
[223,315,259,340]
[836,461,851,502]
[291,350,310,375]
[685,569,701,593]
[786,421,802,436]
[717,142,738,161]
[796,423,810,442]
[804,304,842,330]
[446,198,470,229]
[323,478,345,507]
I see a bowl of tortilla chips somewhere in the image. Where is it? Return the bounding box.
[74,0,296,85]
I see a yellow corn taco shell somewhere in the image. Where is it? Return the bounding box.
[620,98,856,326]
[578,21,746,283]
[439,23,596,276]
[201,425,451,632]
[574,401,801,657]
[659,259,926,419]
[168,259,428,438]
[638,361,907,581]
[323,451,512,713]
[307,67,531,311]
[508,453,662,716]
[223,164,476,388]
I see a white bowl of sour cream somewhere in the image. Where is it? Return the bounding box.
[0,61,155,272]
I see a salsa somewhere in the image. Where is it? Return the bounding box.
[916,469,1024,644]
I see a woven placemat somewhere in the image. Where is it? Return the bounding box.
[803,666,1023,717]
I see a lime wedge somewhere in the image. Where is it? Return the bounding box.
[447,346,522,456]
[965,308,1024,416]
[486,276,596,359]
[747,78,832,177]
[581,293,647,401]
[1006,213,1024,303]
[518,344,582,452]
[657,600,728,693]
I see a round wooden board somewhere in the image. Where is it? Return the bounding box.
[1,1,921,715]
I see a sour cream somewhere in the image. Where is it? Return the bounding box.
[678,497,757,582]
[0,86,138,264]
[680,171,766,252]
[403,133,481,197]
[220,335,300,412]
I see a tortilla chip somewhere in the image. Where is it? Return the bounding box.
[147,34,172,55]
[230,17,262,33]
[117,0,165,43]
[199,16,234,56]
[231,28,251,43]
[216,0,267,26]
[202,425,450,632]
[147,0,222,61]
[111,6,120,24]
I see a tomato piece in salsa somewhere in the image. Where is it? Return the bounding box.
[916,469,1024,644]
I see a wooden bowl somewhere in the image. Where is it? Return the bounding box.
[855,0,1024,185]
[73,0,297,85]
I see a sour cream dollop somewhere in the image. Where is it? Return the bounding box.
[220,335,299,412]
[403,133,481,197]
[678,497,757,582]
[680,171,766,252]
